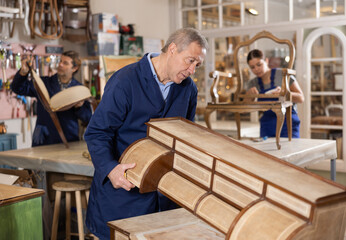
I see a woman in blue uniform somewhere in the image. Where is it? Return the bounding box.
[84,28,208,240]
[11,51,92,146]
[246,49,304,138]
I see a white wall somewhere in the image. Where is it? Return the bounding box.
[90,0,171,40]
[1,0,171,149]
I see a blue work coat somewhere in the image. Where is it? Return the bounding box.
[11,72,92,146]
[84,54,197,239]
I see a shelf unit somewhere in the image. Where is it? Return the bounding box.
[310,57,343,162]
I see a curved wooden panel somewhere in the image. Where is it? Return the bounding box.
[228,201,305,240]
[120,138,173,193]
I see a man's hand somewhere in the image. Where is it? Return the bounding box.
[19,55,33,76]
[108,163,136,191]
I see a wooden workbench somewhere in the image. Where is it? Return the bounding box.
[0,184,44,240]
[0,141,94,176]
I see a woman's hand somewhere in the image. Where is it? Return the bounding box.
[246,87,259,95]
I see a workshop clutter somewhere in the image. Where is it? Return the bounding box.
[88,12,143,57]
[92,13,119,34]
[87,32,121,56]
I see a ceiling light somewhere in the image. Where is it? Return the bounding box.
[245,8,259,16]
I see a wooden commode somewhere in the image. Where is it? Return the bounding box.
[119,117,346,240]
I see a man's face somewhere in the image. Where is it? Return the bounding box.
[57,55,77,81]
[168,42,206,84]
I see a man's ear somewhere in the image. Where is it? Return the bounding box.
[72,66,78,74]
[168,43,177,54]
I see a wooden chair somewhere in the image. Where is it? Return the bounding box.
[99,55,138,97]
[31,69,92,148]
[29,0,63,39]
[205,30,296,149]
[0,0,30,37]
[61,0,91,43]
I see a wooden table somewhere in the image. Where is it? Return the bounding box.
[0,141,93,240]
[240,137,337,181]
[0,141,94,176]
[0,184,45,240]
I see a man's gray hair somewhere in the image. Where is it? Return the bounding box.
[161,28,208,53]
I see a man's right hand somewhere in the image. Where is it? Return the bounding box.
[108,163,136,191]
[19,55,33,76]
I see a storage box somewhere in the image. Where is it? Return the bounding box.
[87,32,120,56]
[120,35,143,57]
[92,13,119,35]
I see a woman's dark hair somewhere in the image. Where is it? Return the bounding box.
[247,49,264,63]
[62,50,81,74]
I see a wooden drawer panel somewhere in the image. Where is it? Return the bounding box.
[175,140,214,168]
[213,175,259,208]
[230,201,305,240]
[121,139,170,187]
[216,161,263,194]
[149,128,173,148]
[174,154,212,187]
[158,172,207,210]
[266,186,312,218]
[197,195,239,234]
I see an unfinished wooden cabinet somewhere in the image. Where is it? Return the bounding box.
[120,117,346,240]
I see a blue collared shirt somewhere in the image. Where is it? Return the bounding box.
[147,52,173,101]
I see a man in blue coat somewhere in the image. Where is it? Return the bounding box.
[11,50,92,146]
[84,28,208,239]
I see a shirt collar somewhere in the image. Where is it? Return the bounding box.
[147,52,174,87]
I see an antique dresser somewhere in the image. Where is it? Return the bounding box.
[120,117,346,240]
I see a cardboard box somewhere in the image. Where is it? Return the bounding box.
[87,32,120,56]
[92,13,119,35]
[120,35,143,57]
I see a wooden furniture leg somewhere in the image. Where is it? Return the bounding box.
[204,108,215,129]
[49,112,69,148]
[51,190,61,240]
[65,191,71,240]
[286,106,292,141]
[235,112,241,140]
[273,108,286,150]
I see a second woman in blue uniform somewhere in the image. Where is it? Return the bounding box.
[246,49,304,138]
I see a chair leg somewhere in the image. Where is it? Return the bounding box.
[235,113,241,140]
[75,190,85,240]
[51,190,62,240]
[85,189,90,204]
[66,192,71,240]
[273,108,285,150]
[286,106,292,141]
[204,108,215,129]
[49,112,69,148]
